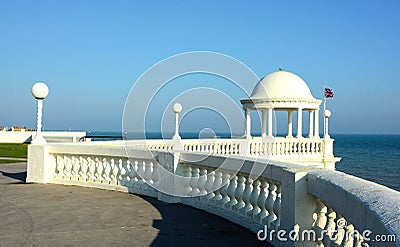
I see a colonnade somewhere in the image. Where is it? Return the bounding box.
[244,108,319,138]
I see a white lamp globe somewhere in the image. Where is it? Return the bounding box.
[173,103,182,113]
[324,109,332,118]
[32,82,49,100]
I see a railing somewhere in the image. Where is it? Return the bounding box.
[26,143,399,247]
[96,137,326,158]
[308,170,400,247]
[122,137,334,169]
[79,135,123,142]
[249,138,323,157]
[182,139,241,155]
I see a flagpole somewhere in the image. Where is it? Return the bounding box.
[323,86,327,137]
[323,86,327,169]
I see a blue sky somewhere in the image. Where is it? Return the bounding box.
[0,0,399,134]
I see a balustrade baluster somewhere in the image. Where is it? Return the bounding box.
[65,156,73,179]
[304,141,310,154]
[225,175,238,210]
[233,175,246,212]
[127,160,137,188]
[182,165,192,196]
[310,141,314,154]
[109,158,115,183]
[189,167,200,196]
[354,230,364,247]
[204,170,215,202]
[323,206,336,246]
[111,159,119,184]
[151,162,160,186]
[334,213,346,246]
[256,179,268,223]
[219,172,231,207]
[144,161,153,185]
[248,179,261,218]
[264,181,277,227]
[343,224,355,247]
[313,200,327,246]
[255,142,260,156]
[96,158,104,182]
[56,155,64,178]
[120,159,128,185]
[136,161,145,185]
[103,158,111,183]
[73,156,81,179]
[283,142,287,155]
[118,159,124,184]
[81,156,88,181]
[272,183,281,230]
[197,168,207,197]
[239,176,253,216]
[210,171,222,204]
[87,157,95,181]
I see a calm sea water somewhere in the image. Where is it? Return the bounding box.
[333,134,400,192]
[88,131,400,192]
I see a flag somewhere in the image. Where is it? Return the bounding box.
[324,87,334,98]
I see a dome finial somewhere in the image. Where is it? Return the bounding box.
[278,67,284,71]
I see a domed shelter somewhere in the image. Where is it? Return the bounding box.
[240,70,322,138]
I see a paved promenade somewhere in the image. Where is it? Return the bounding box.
[0,163,269,247]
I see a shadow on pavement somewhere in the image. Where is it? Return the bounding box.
[0,170,27,182]
[140,196,271,247]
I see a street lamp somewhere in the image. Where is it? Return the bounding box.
[31,82,49,144]
[172,103,182,140]
[324,109,331,138]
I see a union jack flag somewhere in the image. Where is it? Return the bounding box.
[324,87,334,98]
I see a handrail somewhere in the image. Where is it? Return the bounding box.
[308,169,400,246]
[79,135,123,142]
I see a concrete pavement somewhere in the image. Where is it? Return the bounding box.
[0,163,270,247]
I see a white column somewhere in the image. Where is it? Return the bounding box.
[297,108,302,138]
[245,108,251,139]
[31,99,46,144]
[261,109,267,138]
[268,108,273,137]
[314,109,319,138]
[308,110,314,138]
[287,110,293,138]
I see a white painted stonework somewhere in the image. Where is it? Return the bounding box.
[26,70,400,246]
[27,142,400,247]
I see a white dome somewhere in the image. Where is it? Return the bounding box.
[251,71,315,100]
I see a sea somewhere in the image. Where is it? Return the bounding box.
[87,131,400,192]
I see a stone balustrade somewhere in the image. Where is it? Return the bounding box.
[27,143,399,247]
[120,137,336,169]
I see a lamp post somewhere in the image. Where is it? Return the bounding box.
[324,109,331,139]
[172,103,182,140]
[31,82,49,145]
